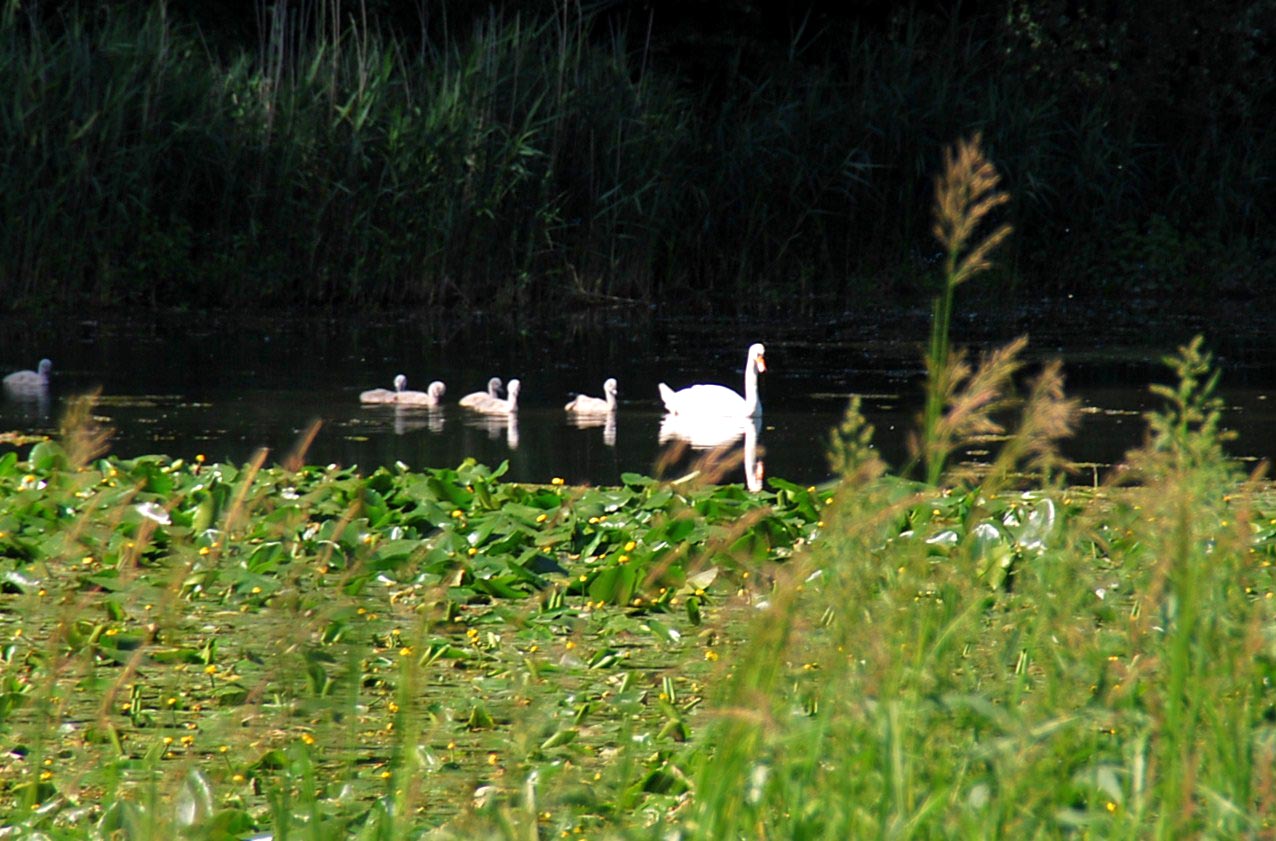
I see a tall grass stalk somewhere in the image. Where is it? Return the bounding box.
[919,134,1013,485]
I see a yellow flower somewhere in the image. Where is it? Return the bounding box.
[551,477,565,486]
[204,664,217,675]
[536,513,548,523]
[704,650,719,662]
[624,540,636,552]
[300,732,316,746]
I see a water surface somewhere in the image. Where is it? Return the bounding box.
[3,306,1274,485]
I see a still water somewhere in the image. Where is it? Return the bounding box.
[3,307,1275,486]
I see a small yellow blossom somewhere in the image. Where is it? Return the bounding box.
[551,477,565,486]
[204,664,217,675]
[300,732,316,746]
[536,513,548,523]
[704,650,719,662]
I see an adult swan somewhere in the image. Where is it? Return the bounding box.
[659,343,766,418]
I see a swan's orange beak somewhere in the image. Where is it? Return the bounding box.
[756,353,767,373]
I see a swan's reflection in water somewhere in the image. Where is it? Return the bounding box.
[393,405,445,435]
[658,414,764,492]
[3,383,51,420]
[463,412,520,449]
[567,411,616,447]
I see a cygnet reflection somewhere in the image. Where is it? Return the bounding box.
[567,411,617,447]
[464,412,520,450]
[2,383,51,419]
[393,404,445,435]
[658,413,764,492]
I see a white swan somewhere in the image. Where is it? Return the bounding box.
[465,378,520,414]
[565,378,617,414]
[659,343,766,418]
[360,373,406,404]
[4,358,52,391]
[397,380,446,407]
[459,377,503,408]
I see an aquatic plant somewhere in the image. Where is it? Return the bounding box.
[917,134,1014,487]
[679,334,1275,838]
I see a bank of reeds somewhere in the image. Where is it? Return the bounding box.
[0,1,1269,315]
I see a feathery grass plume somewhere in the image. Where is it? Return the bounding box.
[971,356,1081,497]
[59,388,114,469]
[910,335,1027,487]
[921,134,1013,485]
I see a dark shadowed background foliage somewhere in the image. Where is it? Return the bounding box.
[1,0,1271,315]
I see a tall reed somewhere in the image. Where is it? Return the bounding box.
[0,2,1267,315]
[917,134,1013,486]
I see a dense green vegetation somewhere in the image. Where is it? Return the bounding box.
[2,335,1275,837]
[1,0,1270,314]
[3,116,1274,837]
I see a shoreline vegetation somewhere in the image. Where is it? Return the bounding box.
[1,334,1274,837]
[1,0,1271,316]
[3,135,1275,836]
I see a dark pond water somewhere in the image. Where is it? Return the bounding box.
[3,303,1275,486]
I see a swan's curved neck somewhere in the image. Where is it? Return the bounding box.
[743,358,761,416]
